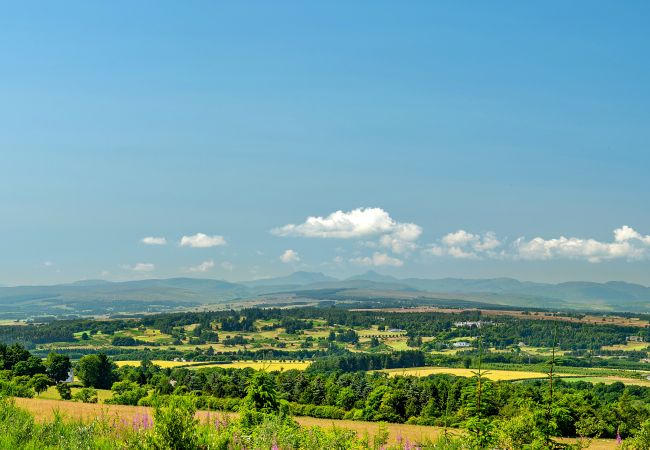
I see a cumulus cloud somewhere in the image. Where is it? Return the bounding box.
[514,226,649,263]
[379,222,423,254]
[614,225,650,245]
[280,249,300,263]
[425,226,650,263]
[141,236,167,245]
[351,252,404,267]
[180,233,226,248]
[426,230,502,260]
[187,260,215,273]
[273,207,422,255]
[124,263,155,272]
[273,207,396,238]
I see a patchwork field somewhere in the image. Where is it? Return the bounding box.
[357,307,650,328]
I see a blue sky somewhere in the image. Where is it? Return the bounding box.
[1,2,649,285]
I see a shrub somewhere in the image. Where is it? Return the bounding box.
[106,380,148,405]
[147,396,199,450]
[0,379,34,397]
[56,383,72,400]
[72,387,98,403]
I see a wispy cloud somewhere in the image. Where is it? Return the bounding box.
[180,233,226,248]
[426,230,502,260]
[187,260,215,272]
[351,252,404,267]
[141,236,167,245]
[123,263,155,272]
[280,249,300,263]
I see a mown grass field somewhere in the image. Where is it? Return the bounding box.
[12,398,618,449]
[37,386,113,402]
[602,341,648,352]
[562,376,650,388]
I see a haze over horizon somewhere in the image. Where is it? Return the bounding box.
[2,2,649,286]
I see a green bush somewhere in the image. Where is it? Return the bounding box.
[72,387,98,403]
[146,396,199,450]
[56,383,72,400]
[0,379,34,397]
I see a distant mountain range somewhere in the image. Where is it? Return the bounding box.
[1,271,649,318]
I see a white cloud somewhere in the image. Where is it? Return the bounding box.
[180,233,226,248]
[123,263,155,272]
[379,222,423,254]
[43,261,54,267]
[141,236,167,245]
[425,226,650,263]
[273,207,422,256]
[426,230,502,260]
[221,261,235,271]
[273,207,396,239]
[614,225,650,245]
[514,233,645,263]
[187,260,215,273]
[280,249,300,263]
[351,252,404,267]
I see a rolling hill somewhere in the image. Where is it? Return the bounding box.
[1,271,649,318]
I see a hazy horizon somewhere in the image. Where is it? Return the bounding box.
[2,269,650,290]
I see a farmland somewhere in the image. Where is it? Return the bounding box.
[2,304,650,447]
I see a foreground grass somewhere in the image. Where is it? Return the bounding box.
[13,397,618,449]
[16,397,441,444]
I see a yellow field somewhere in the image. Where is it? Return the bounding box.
[189,360,311,371]
[378,366,576,381]
[13,398,617,449]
